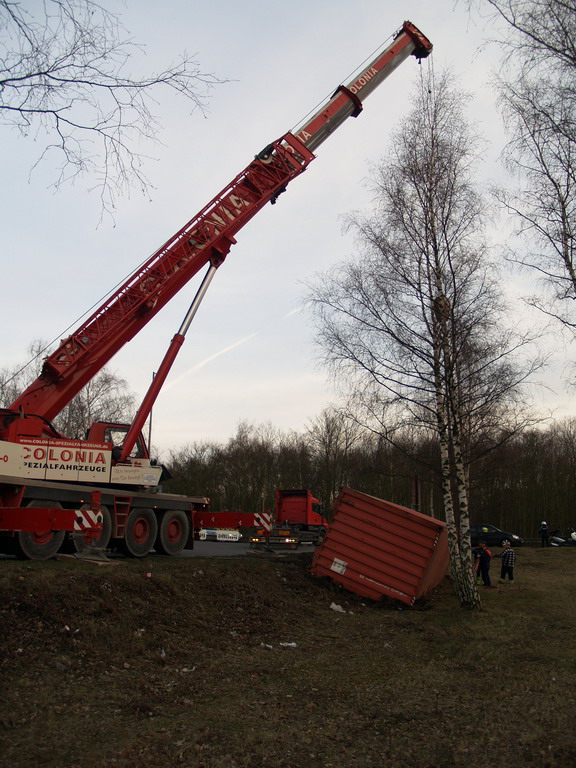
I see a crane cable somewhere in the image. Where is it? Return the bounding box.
[418,48,436,120]
[291,28,397,136]
[1,251,156,389]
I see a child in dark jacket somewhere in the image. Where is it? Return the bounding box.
[472,540,493,587]
[496,540,516,582]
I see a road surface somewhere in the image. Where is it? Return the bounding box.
[176,541,251,558]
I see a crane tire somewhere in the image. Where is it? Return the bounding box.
[14,500,66,560]
[118,507,158,557]
[155,510,189,556]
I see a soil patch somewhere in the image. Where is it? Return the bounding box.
[1,547,575,767]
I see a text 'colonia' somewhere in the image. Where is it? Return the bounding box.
[22,446,107,464]
[349,67,378,94]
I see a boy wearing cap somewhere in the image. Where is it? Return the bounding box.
[497,540,517,583]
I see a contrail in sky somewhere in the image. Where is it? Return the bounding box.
[166,333,257,389]
[165,306,305,389]
[283,306,304,319]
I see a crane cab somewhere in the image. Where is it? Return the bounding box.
[86,421,149,461]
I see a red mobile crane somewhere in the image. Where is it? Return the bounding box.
[0,22,432,560]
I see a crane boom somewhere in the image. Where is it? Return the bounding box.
[8,21,432,424]
[295,20,432,152]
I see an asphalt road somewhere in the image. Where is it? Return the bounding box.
[1,540,312,561]
[175,541,314,558]
[176,541,252,558]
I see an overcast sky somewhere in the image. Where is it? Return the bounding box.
[1,0,571,455]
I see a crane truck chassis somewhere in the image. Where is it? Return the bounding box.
[0,22,432,560]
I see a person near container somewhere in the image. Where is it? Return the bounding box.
[496,540,516,583]
[539,521,550,547]
[472,540,494,588]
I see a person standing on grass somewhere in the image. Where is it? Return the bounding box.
[539,521,550,547]
[497,540,516,583]
[472,540,494,588]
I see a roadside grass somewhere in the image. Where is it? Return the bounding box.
[0,547,575,768]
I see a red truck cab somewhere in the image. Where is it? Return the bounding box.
[276,489,326,529]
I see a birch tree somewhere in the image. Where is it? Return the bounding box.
[309,70,539,609]
[472,2,576,339]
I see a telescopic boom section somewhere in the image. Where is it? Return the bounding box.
[9,21,432,425]
[294,20,432,152]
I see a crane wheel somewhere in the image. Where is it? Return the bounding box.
[14,500,66,560]
[155,510,189,556]
[118,507,158,557]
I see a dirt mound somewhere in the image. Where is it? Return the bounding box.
[2,548,576,768]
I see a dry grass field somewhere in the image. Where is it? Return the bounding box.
[1,545,575,768]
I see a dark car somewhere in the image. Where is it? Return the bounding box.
[470,523,523,547]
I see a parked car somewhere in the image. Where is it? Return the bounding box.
[470,524,523,547]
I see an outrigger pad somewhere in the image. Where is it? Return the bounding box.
[73,546,110,563]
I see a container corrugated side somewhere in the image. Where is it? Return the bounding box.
[311,488,449,605]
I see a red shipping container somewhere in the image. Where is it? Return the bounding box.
[311,488,449,606]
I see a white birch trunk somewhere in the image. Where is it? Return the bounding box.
[452,433,482,609]
[433,359,466,593]
[433,292,482,609]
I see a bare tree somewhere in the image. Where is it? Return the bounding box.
[497,77,576,330]
[306,406,364,509]
[0,0,221,211]
[477,1,576,72]
[308,69,540,609]
[469,3,576,337]
[167,440,224,504]
[217,421,281,513]
[53,369,136,439]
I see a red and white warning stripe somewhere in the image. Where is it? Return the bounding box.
[255,512,272,531]
[73,509,103,532]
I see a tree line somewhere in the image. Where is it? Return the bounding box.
[164,412,576,541]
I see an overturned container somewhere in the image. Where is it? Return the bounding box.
[311,488,449,606]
